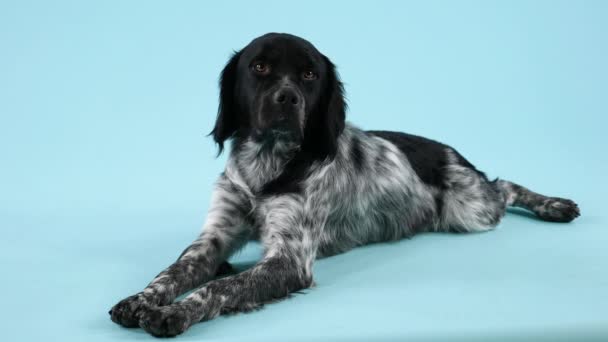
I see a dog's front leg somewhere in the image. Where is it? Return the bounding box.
[138,195,322,337]
[109,176,252,327]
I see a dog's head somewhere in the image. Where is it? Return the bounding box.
[211,33,346,159]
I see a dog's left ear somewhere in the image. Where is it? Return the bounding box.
[210,51,242,154]
[305,55,347,159]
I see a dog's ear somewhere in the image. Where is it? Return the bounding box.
[210,51,242,154]
[324,56,347,145]
[305,55,347,159]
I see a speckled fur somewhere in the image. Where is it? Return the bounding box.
[109,33,580,337]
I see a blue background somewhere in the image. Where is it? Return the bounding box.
[1,0,607,341]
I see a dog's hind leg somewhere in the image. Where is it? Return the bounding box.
[439,148,579,232]
[495,180,580,222]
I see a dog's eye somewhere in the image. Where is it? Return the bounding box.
[253,62,270,74]
[302,70,317,80]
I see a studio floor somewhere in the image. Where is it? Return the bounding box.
[3,206,608,341]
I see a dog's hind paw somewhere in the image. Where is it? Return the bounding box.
[536,197,580,223]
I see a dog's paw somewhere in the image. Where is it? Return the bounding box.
[109,293,153,328]
[139,305,192,337]
[537,197,580,223]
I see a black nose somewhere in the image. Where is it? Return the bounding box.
[273,87,301,106]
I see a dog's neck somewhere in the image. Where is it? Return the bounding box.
[228,137,301,192]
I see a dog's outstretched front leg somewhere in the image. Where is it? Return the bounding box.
[138,195,321,337]
[109,175,252,327]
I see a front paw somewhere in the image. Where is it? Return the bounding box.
[109,293,153,328]
[139,305,192,337]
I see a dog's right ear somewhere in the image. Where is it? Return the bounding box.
[210,51,241,154]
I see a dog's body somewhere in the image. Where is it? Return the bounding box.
[110,33,580,337]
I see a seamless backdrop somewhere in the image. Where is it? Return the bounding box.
[1,1,607,341]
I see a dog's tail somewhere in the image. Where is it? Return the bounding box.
[495,179,580,222]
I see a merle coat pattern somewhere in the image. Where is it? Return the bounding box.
[109,33,580,337]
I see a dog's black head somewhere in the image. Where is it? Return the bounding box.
[211,33,346,159]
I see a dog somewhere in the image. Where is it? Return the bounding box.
[109,33,580,337]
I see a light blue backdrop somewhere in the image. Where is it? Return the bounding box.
[1,0,607,341]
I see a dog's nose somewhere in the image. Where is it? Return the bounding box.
[273,87,301,106]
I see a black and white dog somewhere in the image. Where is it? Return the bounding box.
[110,33,580,337]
